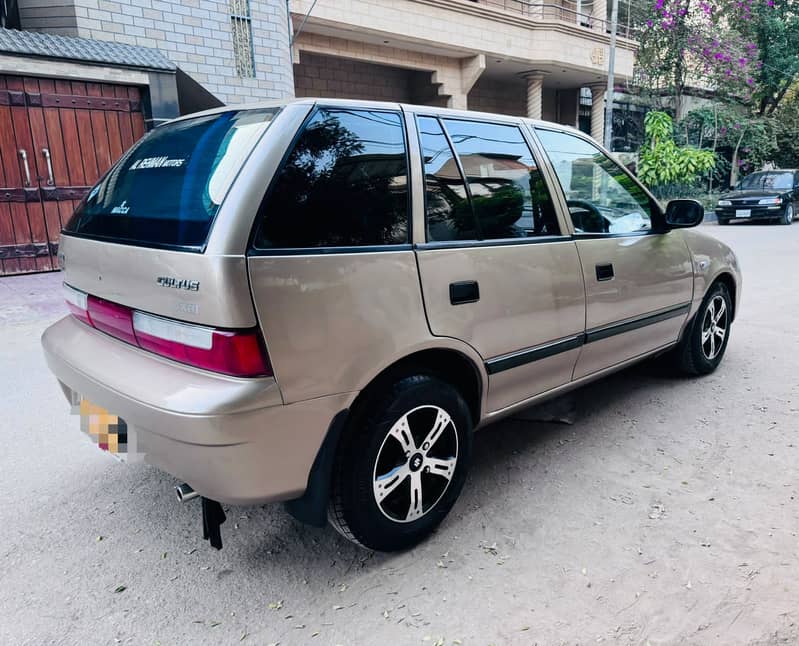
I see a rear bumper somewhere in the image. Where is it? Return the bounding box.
[41,316,355,505]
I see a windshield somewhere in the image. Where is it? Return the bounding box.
[64,108,279,249]
[739,171,794,191]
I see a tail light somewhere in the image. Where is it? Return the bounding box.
[132,312,270,377]
[63,283,272,378]
[88,296,137,345]
[63,283,91,326]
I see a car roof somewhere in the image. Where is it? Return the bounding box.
[164,97,582,135]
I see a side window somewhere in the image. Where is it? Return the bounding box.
[442,119,560,240]
[418,116,476,241]
[535,128,653,234]
[254,108,408,248]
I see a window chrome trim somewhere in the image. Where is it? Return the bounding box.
[248,244,414,256]
[415,235,572,251]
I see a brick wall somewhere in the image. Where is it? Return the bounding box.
[17,1,79,35]
[467,77,526,116]
[294,52,415,102]
[64,0,294,104]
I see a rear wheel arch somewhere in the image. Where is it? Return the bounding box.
[352,348,484,426]
[284,348,484,528]
[710,272,737,322]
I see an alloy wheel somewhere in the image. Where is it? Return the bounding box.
[701,295,728,361]
[372,405,458,523]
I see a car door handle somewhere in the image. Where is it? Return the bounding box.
[449,280,480,305]
[595,263,614,281]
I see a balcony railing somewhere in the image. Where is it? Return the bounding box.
[465,0,637,39]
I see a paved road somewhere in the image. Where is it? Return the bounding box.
[1,222,798,646]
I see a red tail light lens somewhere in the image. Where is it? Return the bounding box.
[87,296,137,345]
[132,312,272,377]
[63,284,272,378]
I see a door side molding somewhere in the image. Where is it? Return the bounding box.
[584,302,691,343]
[484,302,692,375]
[485,334,584,375]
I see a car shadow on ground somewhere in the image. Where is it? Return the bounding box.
[53,356,687,589]
[226,358,684,577]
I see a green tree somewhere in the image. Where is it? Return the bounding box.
[744,1,799,116]
[638,111,716,194]
[771,84,799,167]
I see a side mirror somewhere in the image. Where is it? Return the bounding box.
[665,199,704,228]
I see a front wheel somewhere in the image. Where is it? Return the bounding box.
[717,217,730,226]
[781,203,794,225]
[329,375,472,551]
[673,282,732,376]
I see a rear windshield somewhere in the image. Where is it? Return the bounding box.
[64,108,278,249]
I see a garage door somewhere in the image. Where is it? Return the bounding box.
[0,74,146,275]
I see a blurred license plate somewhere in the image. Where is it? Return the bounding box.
[736,209,751,217]
[73,398,131,462]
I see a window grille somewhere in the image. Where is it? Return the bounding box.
[230,0,255,78]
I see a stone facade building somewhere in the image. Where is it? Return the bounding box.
[6,0,639,139]
[14,0,294,105]
[288,0,638,142]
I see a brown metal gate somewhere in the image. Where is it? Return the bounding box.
[0,74,146,275]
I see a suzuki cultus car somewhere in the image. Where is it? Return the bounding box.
[43,99,741,551]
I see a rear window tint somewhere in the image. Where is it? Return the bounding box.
[64,108,277,249]
[253,108,409,249]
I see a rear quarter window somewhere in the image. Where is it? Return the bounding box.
[253,107,409,249]
[64,108,277,249]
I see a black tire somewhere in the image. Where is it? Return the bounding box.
[673,282,732,376]
[717,218,730,226]
[781,203,794,225]
[328,375,472,551]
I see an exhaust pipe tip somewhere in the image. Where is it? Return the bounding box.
[175,483,200,503]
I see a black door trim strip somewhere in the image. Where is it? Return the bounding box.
[484,302,692,375]
[485,335,584,375]
[584,302,691,343]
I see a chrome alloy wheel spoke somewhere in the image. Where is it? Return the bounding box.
[372,405,459,523]
[701,295,727,360]
[424,456,456,482]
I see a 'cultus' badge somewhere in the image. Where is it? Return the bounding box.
[156,276,200,291]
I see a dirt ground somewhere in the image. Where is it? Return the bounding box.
[1,222,797,646]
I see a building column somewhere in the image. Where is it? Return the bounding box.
[589,83,606,144]
[432,54,485,110]
[593,0,607,31]
[521,71,548,120]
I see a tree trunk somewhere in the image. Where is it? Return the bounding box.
[729,126,748,189]
[708,105,718,193]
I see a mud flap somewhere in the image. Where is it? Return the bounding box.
[201,497,226,550]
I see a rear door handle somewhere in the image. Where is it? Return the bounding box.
[449,280,479,305]
[595,263,614,281]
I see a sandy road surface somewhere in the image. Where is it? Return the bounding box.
[1,222,797,645]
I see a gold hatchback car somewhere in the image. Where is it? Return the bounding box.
[42,99,740,551]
